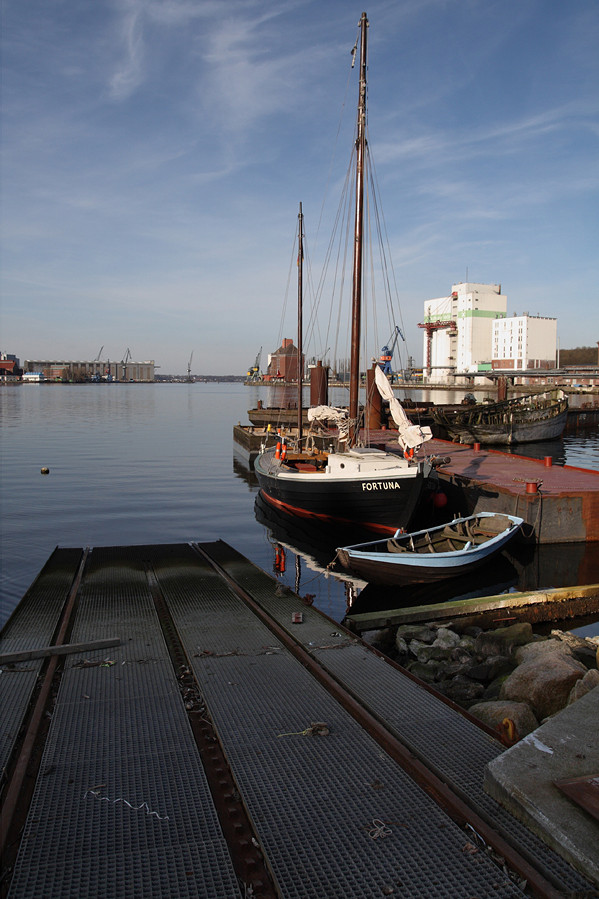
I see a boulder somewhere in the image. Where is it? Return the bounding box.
[450,646,475,664]
[395,635,409,656]
[484,674,511,701]
[362,628,396,650]
[474,622,534,657]
[432,627,461,650]
[406,660,440,684]
[500,646,587,719]
[434,617,480,636]
[436,675,485,706]
[434,659,473,680]
[395,624,435,644]
[567,668,599,705]
[550,629,598,669]
[468,700,539,740]
[513,637,574,665]
[464,654,515,683]
[458,635,476,652]
[408,638,431,658]
[414,644,454,665]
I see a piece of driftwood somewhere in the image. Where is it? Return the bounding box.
[0,637,121,665]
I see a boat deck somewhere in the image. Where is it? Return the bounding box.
[1,541,595,897]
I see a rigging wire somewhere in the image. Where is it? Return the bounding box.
[367,140,412,371]
[278,21,411,387]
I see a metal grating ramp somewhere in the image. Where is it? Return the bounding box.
[0,548,82,775]
[152,543,524,898]
[7,545,239,899]
[200,540,594,895]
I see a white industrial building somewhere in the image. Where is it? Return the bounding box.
[492,314,557,371]
[420,283,507,382]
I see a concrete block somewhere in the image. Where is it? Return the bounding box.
[484,687,599,886]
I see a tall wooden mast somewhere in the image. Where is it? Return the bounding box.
[297,202,304,444]
[349,12,368,446]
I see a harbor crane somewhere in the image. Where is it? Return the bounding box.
[247,347,262,381]
[418,317,457,376]
[187,352,193,382]
[379,326,404,377]
[121,348,132,380]
[90,346,104,381]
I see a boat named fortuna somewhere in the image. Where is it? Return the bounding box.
[254,13,432,534]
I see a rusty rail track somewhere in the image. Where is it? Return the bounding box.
[0,549,89,869]
[144,564,278,898]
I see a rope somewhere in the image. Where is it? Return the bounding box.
[85,789,169,821]
[368,818,392,839]
[514,484,543,540]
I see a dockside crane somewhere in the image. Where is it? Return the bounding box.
[247,347,262,381]
[121,348,132,380]
[418,317,457,376]
[90,346,104,381]
[187,351,193,382]
[379,327,404,378]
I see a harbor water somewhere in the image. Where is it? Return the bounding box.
[2,382,599,629]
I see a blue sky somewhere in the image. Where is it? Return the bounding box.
[2,0,598,375]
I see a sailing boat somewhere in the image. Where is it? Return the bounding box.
[254,13,432,534]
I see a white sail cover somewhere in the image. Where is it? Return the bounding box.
[374,366,432,451]
[307,405,350,439]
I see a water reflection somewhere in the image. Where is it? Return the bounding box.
[254,492,367,614]
[253,489,599,619]
[506,541,599,591]
[498,437,566,465]
[351,557,519,616]
[233,455,258,488]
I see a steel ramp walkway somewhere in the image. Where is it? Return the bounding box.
[0,548,83,776]
[5,545,239,899]
[198,539,593,896]
[149,542,524,898]
[3,541,593,897]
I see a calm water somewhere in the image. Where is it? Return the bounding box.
[2,383,599,629]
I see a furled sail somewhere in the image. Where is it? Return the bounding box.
[307,405,350,440]
[374,366,432,451]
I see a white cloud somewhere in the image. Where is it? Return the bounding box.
[109,0,146,99]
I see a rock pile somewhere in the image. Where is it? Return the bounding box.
[375,620,599,743]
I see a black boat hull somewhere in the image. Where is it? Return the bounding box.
[254,455,425,534]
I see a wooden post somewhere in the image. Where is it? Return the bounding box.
[366,364,382,429]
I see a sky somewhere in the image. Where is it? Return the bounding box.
[2,0,598,375]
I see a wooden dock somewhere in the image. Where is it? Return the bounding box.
[345,583,599,634]
[1,541,596,897]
